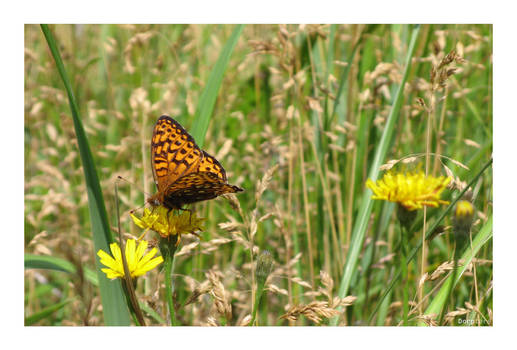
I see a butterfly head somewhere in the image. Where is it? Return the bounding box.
[146,193,162,207]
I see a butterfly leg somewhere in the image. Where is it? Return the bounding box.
[174,234,181,247]
[137,229,150,241]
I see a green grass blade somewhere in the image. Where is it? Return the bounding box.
[465,97,491,139]
[40,24,130,325]
[25,254,98,286]
[330,24,421,326]
[190,24,245,145]
[139,301,166,324]
[332,33,361,133]
[420,215,492,325]
[25,299,71,326]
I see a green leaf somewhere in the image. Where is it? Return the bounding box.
[139,301,166,324]
[25,254,98,286]
[25,299,71,326]
[40,24,130,326]
[190,24,245,145]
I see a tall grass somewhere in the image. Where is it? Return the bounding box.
[25,24,492,326]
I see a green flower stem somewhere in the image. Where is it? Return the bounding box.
[249,280,266,326]
[439,240,463,325]
[439,201,474,325]
[160,236,179,326]
[164,251,177,326]
[396,205,415,326]
[400,226,409,326]
[250,250,273,326]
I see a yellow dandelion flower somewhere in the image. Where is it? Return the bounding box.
[97,239,163,280]
[366,171,451,211]
[131,206,204,240]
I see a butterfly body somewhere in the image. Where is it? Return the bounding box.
[147,115,243,210]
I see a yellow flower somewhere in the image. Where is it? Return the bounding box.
[366,171,451,211]
[97,239,163,280]
[131,206,204,240]
[455,200,474,218]
[453,200,475,236]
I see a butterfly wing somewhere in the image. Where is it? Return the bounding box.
[163,172,243,208]
[151,115,203,192]
[198,150,228,182]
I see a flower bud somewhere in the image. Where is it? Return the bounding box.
[452,200,475,252]
[255,250,274,286]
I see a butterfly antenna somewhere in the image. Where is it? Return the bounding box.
[116,175,152,214]
[116,175,153,198]
[129,203,147,215]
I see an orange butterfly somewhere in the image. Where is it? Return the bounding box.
[146,115,243,210]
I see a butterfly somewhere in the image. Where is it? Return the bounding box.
[146,115,243,210]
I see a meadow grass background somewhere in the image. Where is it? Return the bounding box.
[24,24,492,326]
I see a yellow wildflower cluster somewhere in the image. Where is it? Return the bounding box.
[366,171,451,211]
[131,206,204,239]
